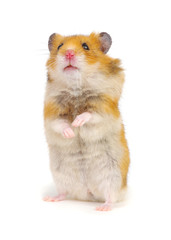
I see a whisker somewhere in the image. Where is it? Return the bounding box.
[46,62,56,68]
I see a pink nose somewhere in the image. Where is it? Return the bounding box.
[65,49,75,60]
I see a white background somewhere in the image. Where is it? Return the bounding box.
[0,0,171,239]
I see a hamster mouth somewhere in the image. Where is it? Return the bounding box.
[64,65,78,71]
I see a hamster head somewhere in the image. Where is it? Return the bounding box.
[46,32,122,89]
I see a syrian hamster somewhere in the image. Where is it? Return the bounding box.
[43,32,130,211]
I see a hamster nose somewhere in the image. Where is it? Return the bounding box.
[65,49,75,60]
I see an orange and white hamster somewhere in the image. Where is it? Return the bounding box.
[43,32,130,211]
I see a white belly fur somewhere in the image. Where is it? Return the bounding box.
[45,114,124,202]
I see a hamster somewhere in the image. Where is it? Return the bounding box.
[43,32,130,211]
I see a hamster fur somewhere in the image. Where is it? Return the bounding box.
[43,32,130,211]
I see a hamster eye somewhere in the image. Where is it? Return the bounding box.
[82,43,89,50]
[57,43,63,50]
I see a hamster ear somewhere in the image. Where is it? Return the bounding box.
[48,33,62,51]
[48,33,56,51]
[99,32,112,54]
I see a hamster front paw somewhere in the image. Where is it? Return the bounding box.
[63,126,75,138]
[72,112,92,127]
[51,119,75,138]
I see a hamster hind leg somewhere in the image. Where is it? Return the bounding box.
[95,182,121,211]
[87,152,122,211]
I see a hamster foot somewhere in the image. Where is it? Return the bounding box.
[96,202,112,211]
[43,194,66,202]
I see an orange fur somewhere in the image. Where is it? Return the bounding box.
[100,95,120,118]
[44,101,59,119]
[44,101,75,122]
[46,58,56,71]
[85,95,120,118]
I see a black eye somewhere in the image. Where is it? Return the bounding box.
[57,43,63,50]
[82,43,89,50]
